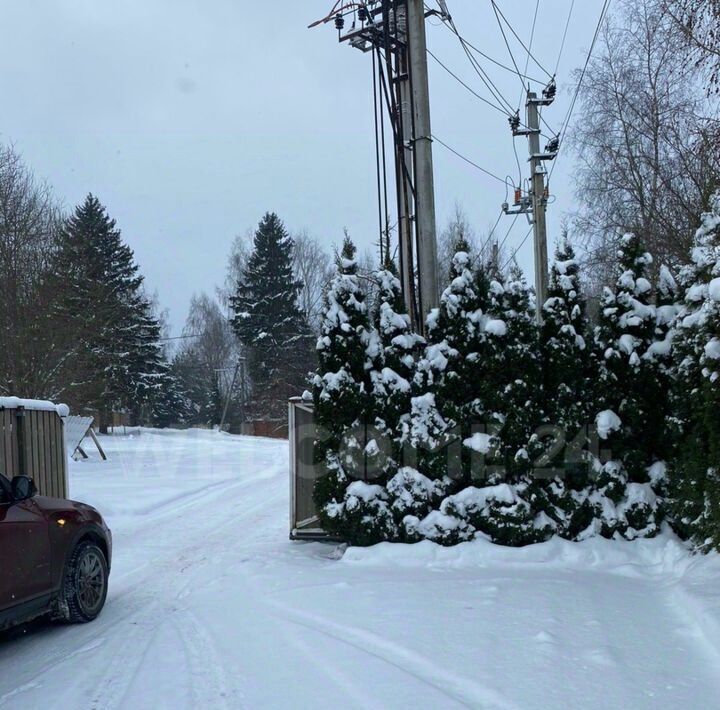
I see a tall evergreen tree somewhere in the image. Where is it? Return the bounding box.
[539,239,597,538]
[669,194,720,548]
[52,194,167,428]
[230,213,313,424]
[409,239,486,482]
[368,258,423,478]
[540,239,592,438]
[312,237,396,544]
[592,233,664,538]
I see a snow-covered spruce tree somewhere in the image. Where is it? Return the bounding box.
[592,233,665,539]
[435,263,549,547]
[538,239,597,538]
[51,194,169,430]
[406,237,484,483]
[394,240,501,545]
[367,257,424,480]
[312,237,397,545]
[669,194,720,549]
[230,212,314,424]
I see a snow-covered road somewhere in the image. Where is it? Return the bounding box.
[1,429,720,709]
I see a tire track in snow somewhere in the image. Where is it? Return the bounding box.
[173,609,243,709]
[0,466,284,707]
[267,603,517,710]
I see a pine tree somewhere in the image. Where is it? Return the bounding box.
[592,233,663,538]
[230,212,313,423]
[52,195,168,428]
[669,193,720,549]
[312,237,396,544]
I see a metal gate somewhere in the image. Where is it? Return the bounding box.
[288,397,331,540]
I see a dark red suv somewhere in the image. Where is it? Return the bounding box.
[0,473,111,631]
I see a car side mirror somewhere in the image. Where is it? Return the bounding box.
[11,475,37,502]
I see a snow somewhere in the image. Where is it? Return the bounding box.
[462,432,494,453]
[3,428,720,709]
[704,338,720,360]
[484,318,507,337]
[709,277,720,302]
[0,397,69,416]
[596,409,622,439]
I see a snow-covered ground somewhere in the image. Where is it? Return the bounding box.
[2,428,720,709]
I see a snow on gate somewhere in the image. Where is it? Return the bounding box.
[0,397,69,498]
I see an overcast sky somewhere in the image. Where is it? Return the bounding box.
[0,0,606,334]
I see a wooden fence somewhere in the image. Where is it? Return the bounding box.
[0,406,68,498]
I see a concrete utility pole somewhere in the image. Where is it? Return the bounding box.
[313,0,440,331]
[527,93,549,322]
[406,0,439,317]
[503,84,557,322]
[394,3,417,327]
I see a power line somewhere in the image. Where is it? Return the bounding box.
[454,33,516,115]
[427,49,510,116]
[549,0,612,179]
[554,0,575,76]
[502,224,534,271]
[477,208,506,258]
[497,212,520,253]
[491,0,530,98]
[518,0,541,108]
[432,134,510,185]
[436,13,543,84]
[490,0,554,80]
[437,4,519,115]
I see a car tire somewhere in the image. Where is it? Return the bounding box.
[63,541,109,623]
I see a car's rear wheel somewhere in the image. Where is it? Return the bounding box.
[63,541,108,623]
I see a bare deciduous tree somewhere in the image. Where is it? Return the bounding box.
[0,145,64,397]
[568,0,719,288]
[292,230,333,333]
[663,0,720,92]
[173,292,246,428]
[437,204,508,291]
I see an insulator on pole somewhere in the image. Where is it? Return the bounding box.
[542,78,556,103]
[335,13,345,30]
[509,111,520,133]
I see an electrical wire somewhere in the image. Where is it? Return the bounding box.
[518,0,541,108]
[436,3,519,116]
[427,49,511,116]
[554,0,575,76]
[497,213,520,253]
[501,224,534,271]
[432,134,511,185]
[372,48,386,260]
[549,0,612,180]
[477,209,505,260]
[436,14,543,84]
[490,0,554,80]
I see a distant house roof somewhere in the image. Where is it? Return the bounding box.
[0,397,69,417]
